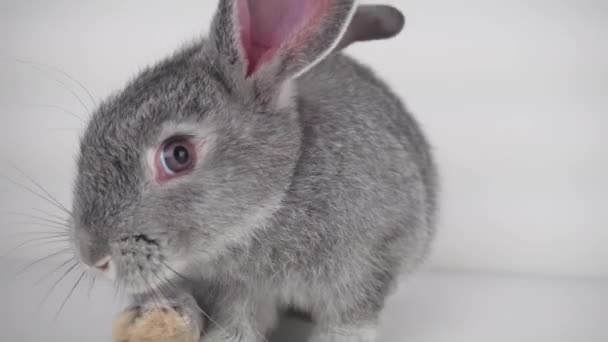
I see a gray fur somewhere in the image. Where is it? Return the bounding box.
[70,1,437,341]
[336,5,406,50]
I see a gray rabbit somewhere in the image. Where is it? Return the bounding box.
[70,1,437,341]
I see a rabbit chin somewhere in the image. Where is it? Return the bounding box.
[115,268,179,296]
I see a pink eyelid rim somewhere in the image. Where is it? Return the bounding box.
[153,137,204,184]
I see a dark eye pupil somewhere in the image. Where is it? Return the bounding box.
[173,145,189,164]
[161,138,194,175]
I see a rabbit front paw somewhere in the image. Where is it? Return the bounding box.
[113,305,200,342]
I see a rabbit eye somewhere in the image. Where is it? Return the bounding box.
[154,137,196,182]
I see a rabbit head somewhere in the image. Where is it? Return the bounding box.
[70,0,358,293]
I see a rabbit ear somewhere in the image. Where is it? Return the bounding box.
[335,5,405,51]
[210,0,357,105]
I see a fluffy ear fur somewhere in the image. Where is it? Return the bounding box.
[209,0,357,108]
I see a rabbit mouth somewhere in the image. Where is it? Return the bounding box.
[110,233,177,295]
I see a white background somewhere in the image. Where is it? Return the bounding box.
[0,1,607,341]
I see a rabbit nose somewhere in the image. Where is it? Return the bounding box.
[95,256,112,272]
[74,228,110,267]
[93,256,116,281]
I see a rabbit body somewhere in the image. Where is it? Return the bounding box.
[205,52,437,319]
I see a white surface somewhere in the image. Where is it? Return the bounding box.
[0,258,605,342]
[0,0,606,278]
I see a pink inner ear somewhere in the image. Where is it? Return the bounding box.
[238,0,327,76]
